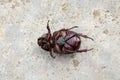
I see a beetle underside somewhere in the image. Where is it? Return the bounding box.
[38,20,94,58]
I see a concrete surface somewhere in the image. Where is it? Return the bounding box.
[0,0,120,80]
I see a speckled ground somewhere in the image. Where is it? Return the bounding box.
[0,0,120,80]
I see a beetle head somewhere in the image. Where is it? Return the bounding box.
[38,33,50,51]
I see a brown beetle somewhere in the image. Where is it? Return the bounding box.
[38,20,94,58]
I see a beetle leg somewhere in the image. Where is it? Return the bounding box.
[77,48,93,53]
[67,26,78,30]
[50,50,55,59]
[47,20,52,37]
[61,47,65,54]
[60,26,78,31]
[47,20,51,34]
[78,33,94,41]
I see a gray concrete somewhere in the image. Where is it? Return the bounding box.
[0,0,120,80]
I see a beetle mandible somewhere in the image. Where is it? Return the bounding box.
[38,20,94,58]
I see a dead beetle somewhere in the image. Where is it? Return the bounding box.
[38,20,94,58]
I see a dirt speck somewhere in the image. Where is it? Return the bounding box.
[112,18,115,21]
[66,68,70,72]
[61,3,68,13]
[106,10,110,13]
[73,59,79,67]
[17,61,21,64]
[103,29,109,34]
[52,72,54,75]
[94,25,99,28]
[11,4,16,9]
[61,68,64,71]
[101,66,106,69]
[100,40,104,42]
[93,10,100,18]
[11,2,20,9]
[99,18,104,24]
[9,0,12,2]
[26,0,30,3]
[46,73,49,77]
[100,66,106,71]
[71,54,75,58]
[0,24,4,40]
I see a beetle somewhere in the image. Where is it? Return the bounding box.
[38,20,94,58]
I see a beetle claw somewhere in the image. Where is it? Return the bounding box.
[88,37,94,41]
[77,48,94,53]
[67,26,78,30]
[52,56,56,59]
[78,33,94,41]
[51,55,56,59]
[50,51,56,59]
[88,48,94,51]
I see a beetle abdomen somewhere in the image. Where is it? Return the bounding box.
[53,30,81,54]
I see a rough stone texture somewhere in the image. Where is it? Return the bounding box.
[0,0,120,80]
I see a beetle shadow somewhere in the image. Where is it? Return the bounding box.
[33,46,76,63]
[53,53,76,63]
[56,53,75,59]
[32,45,49,60]
[32,42,76,64]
